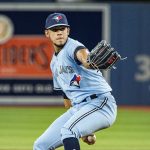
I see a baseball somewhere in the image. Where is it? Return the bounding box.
[87,134,96,143]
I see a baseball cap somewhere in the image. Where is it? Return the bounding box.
[45,13,70,29]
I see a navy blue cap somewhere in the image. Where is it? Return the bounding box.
[45,13,70,29]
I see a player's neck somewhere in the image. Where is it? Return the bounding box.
[54,45,63,53]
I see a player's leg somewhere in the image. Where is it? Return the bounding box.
[61,93,117,150]
[33,110,72,150]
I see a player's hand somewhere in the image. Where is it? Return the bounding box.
[81,134,96,145]
[64,99,72,109]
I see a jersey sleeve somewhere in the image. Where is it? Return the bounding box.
[66,39,85,61]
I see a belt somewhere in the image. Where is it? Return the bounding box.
[82,94,98,102]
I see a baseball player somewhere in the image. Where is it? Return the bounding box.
[33,12,118,150]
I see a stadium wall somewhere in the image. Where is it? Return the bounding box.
[111,3,150,105]
[0,2,149,105]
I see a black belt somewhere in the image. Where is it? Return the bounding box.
[82,94,98,102]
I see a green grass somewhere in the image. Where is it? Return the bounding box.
[0,106,150,150]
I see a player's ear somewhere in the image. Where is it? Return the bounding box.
[45,29,49,38]
[67,27,70,36]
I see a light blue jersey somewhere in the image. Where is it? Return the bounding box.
[50,37,112,104]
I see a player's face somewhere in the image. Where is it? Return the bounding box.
[45,26,70,47]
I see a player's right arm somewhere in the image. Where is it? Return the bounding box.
[62,92,72,109]
[64,98,72,109]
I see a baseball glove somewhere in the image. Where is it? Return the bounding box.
[87,40,126,70]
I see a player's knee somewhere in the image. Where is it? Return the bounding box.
[33,139,46,150]
[60,126,79,141]
[33,139,40,150]
[33,139,43,150]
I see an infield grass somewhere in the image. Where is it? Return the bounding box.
[0,106,150,150]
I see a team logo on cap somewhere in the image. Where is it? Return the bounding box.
[52,15,63,22]
[70,74,81,88]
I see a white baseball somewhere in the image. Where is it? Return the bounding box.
[87,134,96,143]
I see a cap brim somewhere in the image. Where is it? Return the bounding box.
[46,24,70,29]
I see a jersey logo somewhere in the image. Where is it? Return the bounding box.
[70,74,81,87]
[52,15,63,22]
